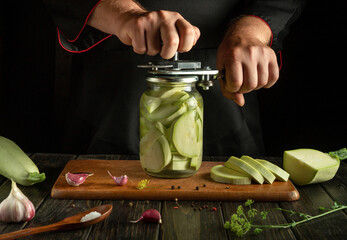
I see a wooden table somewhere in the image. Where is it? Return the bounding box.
[0,153,346,239]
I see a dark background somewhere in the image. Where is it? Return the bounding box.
[0,0,346,156]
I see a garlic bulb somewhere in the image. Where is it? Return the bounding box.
[0,179,35,222]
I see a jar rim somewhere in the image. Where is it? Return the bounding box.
[146,76,198,83]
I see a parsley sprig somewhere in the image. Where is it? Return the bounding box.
[224,199,347,237]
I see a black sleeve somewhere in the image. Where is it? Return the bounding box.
[42,0,112,53]
[242,0,306,52]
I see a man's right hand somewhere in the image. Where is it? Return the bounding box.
[88,0,200,59]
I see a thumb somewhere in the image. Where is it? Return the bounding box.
[219,77,245,106]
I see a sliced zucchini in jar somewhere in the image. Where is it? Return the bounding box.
[141,93,162,113]
[185,96,199,110]
[172,110,201,158]
[154,87,185,98]
[160,103,187,126]
[140,135,172,173]
[140,116,155,138]
[140,128,162,155]
[142,102,181,121]
[161,91,189,104]
[168,159,191,170]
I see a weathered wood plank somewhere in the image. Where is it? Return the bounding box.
[320,161,347,214]
[1,153,345,240]
[87,200,161,240]
[78,154,160,239]
[222,201,296,240]
[160,200,226,240]
[280,184,347,240]
[0,153,75,234]
[24,199,102,240]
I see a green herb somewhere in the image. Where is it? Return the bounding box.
[224,199,347,237]
[137,179,162,190]
[137,179,150,189]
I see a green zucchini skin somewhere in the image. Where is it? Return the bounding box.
[0,136,45,186]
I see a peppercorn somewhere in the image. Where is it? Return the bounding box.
[196,186,199,190]
[203,184,206,187]
[177,185,181,189]
[171,185,175,189]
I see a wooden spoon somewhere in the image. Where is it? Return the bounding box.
[0,204,113,240]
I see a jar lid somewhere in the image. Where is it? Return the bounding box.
[146,76,198,84]
[138,53,219,90]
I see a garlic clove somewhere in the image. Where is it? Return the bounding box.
[65,172,93,186]
[0,179,35,222]
[107,170,128,186]
[130,209,162,224]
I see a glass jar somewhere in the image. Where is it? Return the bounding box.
[139,76,203,178]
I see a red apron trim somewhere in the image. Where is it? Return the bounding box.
[245,15,273,47]
[57,28,112,53]
[62,0,103,43]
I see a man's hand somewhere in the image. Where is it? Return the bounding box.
[88,0,200,59]
[217,16,279,106]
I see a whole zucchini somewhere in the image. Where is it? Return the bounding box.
[0,136,45,186]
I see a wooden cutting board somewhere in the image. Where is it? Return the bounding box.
[51,160,300,201]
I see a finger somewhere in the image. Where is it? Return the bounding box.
[239,63,258,93]
[219,77,245,106]
[145,28,161,56]
[264,60,279,88]
[255,63,269,90]
[175,18,196,52]
[131,29,147,54]
[193,26,200,45]
[160,23,179,59]
[224,60,243,93]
